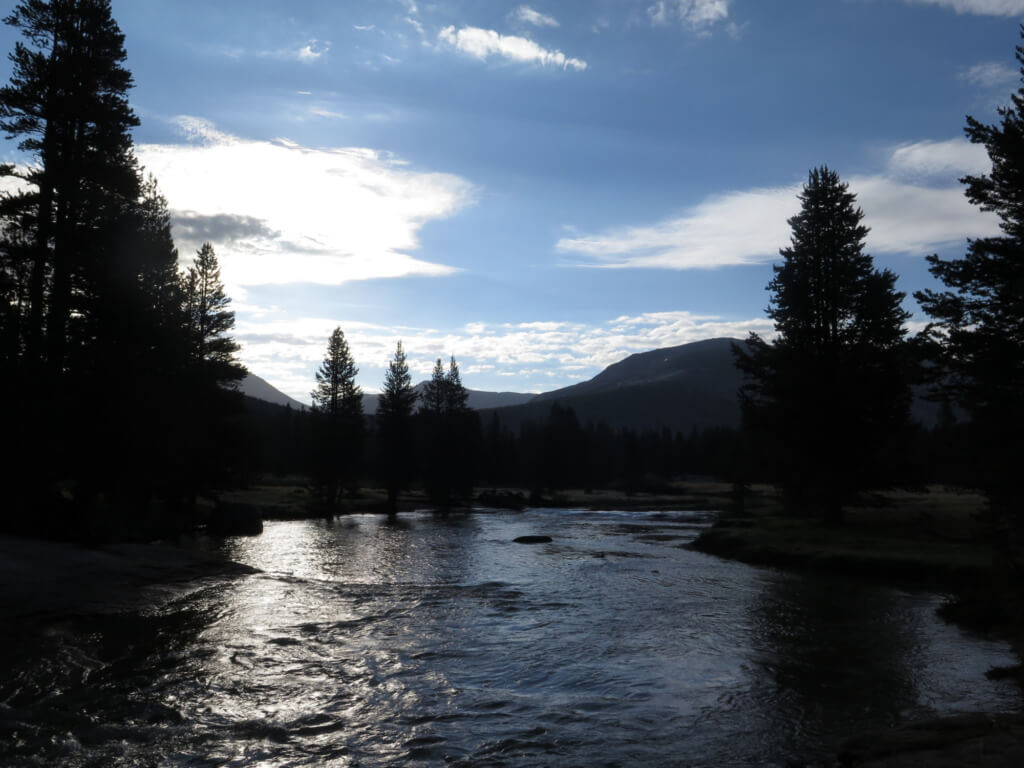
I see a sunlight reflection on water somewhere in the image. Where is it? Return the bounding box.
[1,509,1020,767]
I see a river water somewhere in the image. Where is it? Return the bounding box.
[1,508,1020,766]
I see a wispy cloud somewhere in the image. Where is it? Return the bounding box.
[886,138,990,179]
[959,60,1018,88]
[236,310,775,402]
[511,6,560,27]
[438,26,587,71]
[557,140,999,270]
[405,16,425,36]
[648,0,730,30]
[904,0,1024,15]
[137,118,475,294]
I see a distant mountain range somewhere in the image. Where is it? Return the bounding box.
[241,336,940,434]
[238,374,534,414]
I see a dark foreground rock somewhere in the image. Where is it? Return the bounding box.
[513,535,552,544]
[838,712,1024,766]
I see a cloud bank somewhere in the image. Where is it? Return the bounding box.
[438,26,587,71]
[557,140,999,270]
[136,118,475,293]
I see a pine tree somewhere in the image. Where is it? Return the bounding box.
[916,30,1024,537]
[735,167,911,522]
[183,242,245,386]
[419,357,447,414]
[0,0,141,374]
[377,341,417,510]
[0,1,208,524]
[311,328,363,506]
[417,354,477,505]
[444,355,469,412]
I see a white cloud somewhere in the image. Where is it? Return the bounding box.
[887,138,990,179]
[309,107,347,119]
[648,0,730,30]
[353,24,375,32]
[438,26,587,71]
[296,41,326,61]
[557,184,799,269]
[237,310,774,402]
[905,0,1024,14]
[511,6,560,27]
[557,141,1000,270]
[960,61,1018,88]
[136,118,475,295]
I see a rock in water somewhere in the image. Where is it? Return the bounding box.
[513,535,552,544]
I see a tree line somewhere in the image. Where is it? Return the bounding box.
[0,1,245,538]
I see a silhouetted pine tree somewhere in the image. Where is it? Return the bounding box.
[377,341,417,511]
[735,167,911,522]
[418,355,477,505]
[0,0,141,374]
[0,1,224,530]
[311,327,363,507]
[183,243,244,385]
[916,31,1024,540]
[420,358,447,414]
[178,242,246,503]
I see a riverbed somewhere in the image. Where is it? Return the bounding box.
[1,508,1019,766]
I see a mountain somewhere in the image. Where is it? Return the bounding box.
[483,338,746,434]
[239,373,307,410]
[485,336,942,434]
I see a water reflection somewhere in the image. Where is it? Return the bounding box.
[1,510,1019,767]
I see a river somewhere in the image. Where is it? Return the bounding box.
[1,508,1020,766]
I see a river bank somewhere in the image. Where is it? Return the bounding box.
[691,486,999,586]
[0,535,257,620]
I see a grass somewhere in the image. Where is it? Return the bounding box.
[692,486,1004,586]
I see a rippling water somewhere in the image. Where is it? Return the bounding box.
[1,508,1020,766]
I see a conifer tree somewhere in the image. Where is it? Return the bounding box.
[419,357,447,414]
[377,341,417,510]
[0,0,141,374]
[916,30,1024,537]
[444,355,469,412]
[735,167,911,522]
[311,328,363,506]
[183,242,245,386]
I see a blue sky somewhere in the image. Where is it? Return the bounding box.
[0,0,1018,401]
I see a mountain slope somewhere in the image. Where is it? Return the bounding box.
[485,338,746,433]
[239,374,307,410]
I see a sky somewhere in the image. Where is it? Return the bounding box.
[0,0,1019,402]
